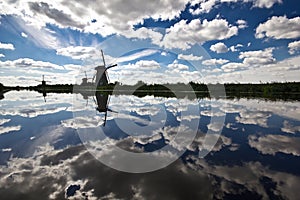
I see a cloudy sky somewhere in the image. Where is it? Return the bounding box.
[0,0,300,86]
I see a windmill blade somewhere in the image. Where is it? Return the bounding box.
[103,110,108,127]
[101,49,106,67]
[105,64,117,70]
[92,72,97,83]
[107,108,118,113]
[92,96,97,105]
[106,71,110,83]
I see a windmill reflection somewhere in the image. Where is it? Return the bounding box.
[94,91,116,126]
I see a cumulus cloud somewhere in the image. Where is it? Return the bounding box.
[0,54,4,58]
[202,58,229,66]
[190,0,281,15]
[167,60,189,71]
[210,42,229,53]
[239,47,276,66]
[178,54,203,61]
[0,42,15,50]
[236,19,247,29]
[256,16,300,39]
[0,0,189,40]
[288,40,300,55]
[221,62,247,72]
[21,32,28,38]
[56,46,101,60]
[123,60,161,70]
[0,58,65,70]
[161,18,238,50]
[253,0,282,8]
[229,43,243,52]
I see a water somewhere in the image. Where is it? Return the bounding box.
[0,91,300,199]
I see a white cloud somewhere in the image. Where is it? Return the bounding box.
[236,19,247,29]
[239,47,275,66]
[123,27,163,46]
[253,0,282,8]
[288,40,300,55]
[56,46,101,60]
[117,49,159,63]
[123,60,161,70]
[178,53,203,61]
[221,62,247,72]
[203,55,300,83]
[161,18,238,50]
[21,32,28,38]
[0,42,15,50]
[0,0,189,40]
[210,42,229,53]
[167,60,189,71]
[0,54,5,58]
[190,0,218,15]
[190,0,281,15]
[229,43,243,52]
[0,58,65,70]
[202,58,229,66]
[256,16,300,40]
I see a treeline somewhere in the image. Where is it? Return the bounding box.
[1,81,300,100]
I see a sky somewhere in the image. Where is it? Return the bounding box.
[0,0,300,86]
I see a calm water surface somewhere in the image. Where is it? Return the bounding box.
[0,91,300,199]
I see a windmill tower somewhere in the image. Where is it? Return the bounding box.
[93,50,117,87]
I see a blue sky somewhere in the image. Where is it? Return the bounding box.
[0,0,300,85]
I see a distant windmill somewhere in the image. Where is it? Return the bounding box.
[81,71,93,86]
[92,50,117,87]
[35,75,51,87]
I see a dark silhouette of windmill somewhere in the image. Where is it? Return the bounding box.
[92,50,117,87]
[35,75,51,87]
[94,91,117,126]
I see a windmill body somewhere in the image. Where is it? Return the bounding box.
[95,65,109,87]
[92,50,117,88]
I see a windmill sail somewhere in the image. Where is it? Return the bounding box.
[94,50,117,87]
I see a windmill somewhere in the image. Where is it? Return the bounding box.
[35,75,51,87]
[92,50,117,87]
[81,71,94,86]
[94,92,117,126]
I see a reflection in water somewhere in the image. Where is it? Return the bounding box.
[95,91,117,127]
[0,91,300,199]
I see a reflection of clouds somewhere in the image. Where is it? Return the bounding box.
[1,148,12,152]
[0,118,21,135]
[61,116,105,129]
[0,143,212,199]
[217,98,300,122]
[0,125,21,135]
[0,119,11,125]
[207,122,224,132]
[188,133,232,152]
[281,120,300,134]
[0,91,71,118]
[236,110,271,128]
[249,134,300,156]
[187,157,300,200]
[200,110,225,117]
